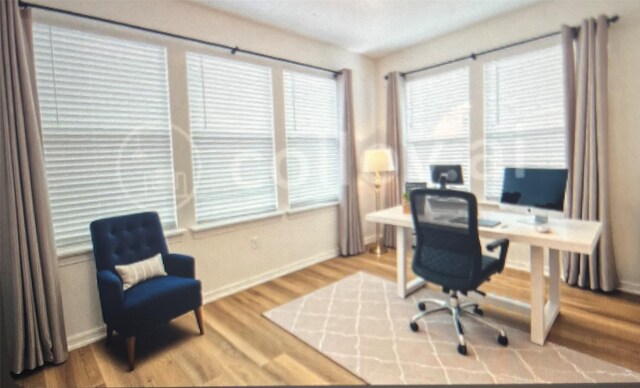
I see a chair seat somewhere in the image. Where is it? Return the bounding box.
[414,249,503,292]
[480,255,501,279]
[415,249,501,280]
[116,275,201,335]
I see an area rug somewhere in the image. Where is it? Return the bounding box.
[264,272,640,385]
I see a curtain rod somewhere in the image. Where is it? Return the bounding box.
[18,0,342,76]
[387,15,619,80]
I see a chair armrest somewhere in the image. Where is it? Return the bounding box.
[163,253,195,278]
[97,270,124,319]
[486,238,509,273]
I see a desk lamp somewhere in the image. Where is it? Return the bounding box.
[363,148,396,256]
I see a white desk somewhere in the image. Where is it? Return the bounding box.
[366,206,602,345]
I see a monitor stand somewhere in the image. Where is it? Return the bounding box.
[519,214,549,225]
[439,176,447,190]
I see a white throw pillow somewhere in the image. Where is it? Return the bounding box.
[115,253,167,291]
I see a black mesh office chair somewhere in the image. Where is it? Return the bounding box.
[408,189,510,355]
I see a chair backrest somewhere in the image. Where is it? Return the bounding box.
[90,212,168,272]
[409,189,483,291]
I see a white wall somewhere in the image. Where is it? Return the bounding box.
[375,0,640,293]
[31,0,378,348]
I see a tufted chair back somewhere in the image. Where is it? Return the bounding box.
[90,212,169,272]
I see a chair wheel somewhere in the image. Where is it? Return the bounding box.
[473,306,483,316]
[497,334,508,346]
[409,322,419,332]
[457,344,467,355]
[418,302,426,311]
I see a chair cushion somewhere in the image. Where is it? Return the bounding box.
[115,253,167,290]
[118,276,202,334]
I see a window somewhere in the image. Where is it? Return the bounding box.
[33,24,177,249]
[404,67,470,189]
[283,70,339,209]
[484,44,566,200]
[187,53,277,224]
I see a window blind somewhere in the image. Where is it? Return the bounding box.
[484,44,566,200]
[283,70,339,209]
[187,53,277,224]
[33,24,177,249]
[405,67,470,190]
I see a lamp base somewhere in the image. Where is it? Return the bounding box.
[369,243,388,257]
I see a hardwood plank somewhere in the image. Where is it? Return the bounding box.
[210,296,363,384]
[194,315,286,386]
[12,369,46,388]
[202,302,274,366]
[169,329,223,385]
[262,353,329,385]
[66,346,104,387]
[13,250,640,387]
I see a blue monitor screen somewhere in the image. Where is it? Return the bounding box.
[500,168,568,211]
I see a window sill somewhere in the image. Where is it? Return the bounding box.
[57,245,94,267]
[56,228,187,265]
[166,228,188,239]
[287,201,339,215]
[190,211,286,236]
[57,244,93,260]
[478,199,500,208]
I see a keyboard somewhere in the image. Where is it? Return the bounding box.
[450,217,501,228]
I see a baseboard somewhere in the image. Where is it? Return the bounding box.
[618,280,640,295]
[202,248,339,304]
[505,259,530,273]
[364,234,376,245]
[68,326,106,351]
[506,261,640,295]
[505,259,552,277]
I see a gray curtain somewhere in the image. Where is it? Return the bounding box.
[337,69,365,256]
[0,0,68,373]
[1,279,18,387]
[561,16,618,292]
[382,72,404,248]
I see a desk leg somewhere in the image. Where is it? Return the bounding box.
[544,249,561,339]
[530,246,545,345]
[396,226,407,298]
[396,227,424,298]
[530,247,561,345]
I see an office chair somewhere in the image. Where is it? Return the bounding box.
[90,212,204,370]
[408,189,509,355]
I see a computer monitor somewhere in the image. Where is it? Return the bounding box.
[430,165,463,189]
[499,167,569,224]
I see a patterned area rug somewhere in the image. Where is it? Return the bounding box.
[264,272,640,385]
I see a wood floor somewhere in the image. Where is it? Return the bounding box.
[14,249,640,387]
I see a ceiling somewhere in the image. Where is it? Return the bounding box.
[195,0,538,58]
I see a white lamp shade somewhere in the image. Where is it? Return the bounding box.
[363,149,396,173]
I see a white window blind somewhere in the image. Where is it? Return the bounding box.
[484,44,566,200]
[187,53,277,224]
[33,24,177,249]
[283,70,339,209]
[405,67,470,189]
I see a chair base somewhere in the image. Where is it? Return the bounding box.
[368,243,388,256]
[409,291,508,355]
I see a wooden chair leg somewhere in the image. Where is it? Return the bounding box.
[106,326,113,346]
[126,336,136,371]
[195,307,204,335]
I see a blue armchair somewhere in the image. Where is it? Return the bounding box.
[90,212,203,371]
